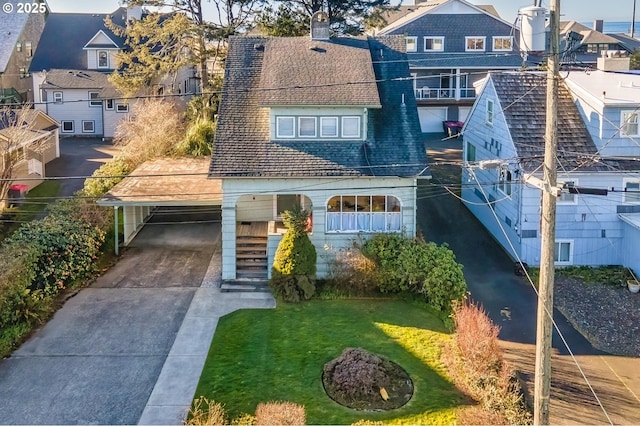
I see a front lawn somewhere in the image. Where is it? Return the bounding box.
[193,300,468,424]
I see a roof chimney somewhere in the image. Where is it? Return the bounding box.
[310,11,330,40]
[597,50,630,71]
[593,19,604,32]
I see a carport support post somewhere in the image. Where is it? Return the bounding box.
[114,206,119,256]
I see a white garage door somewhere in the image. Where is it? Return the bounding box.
[417,107,447,133]
[458,107,471,123]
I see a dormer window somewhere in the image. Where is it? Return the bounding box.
[16,42,22,52]
[424,37,444,52]
[275,115,363,140]
[405,37,417,53]
[493,36,512,51]
[466,37,485,51]
[98,51,109,68]
[25,41,32,57]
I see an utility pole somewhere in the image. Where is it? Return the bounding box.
[534,0,559,424]
[632,0,637,39]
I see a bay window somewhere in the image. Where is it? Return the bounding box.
[326,195,401,232]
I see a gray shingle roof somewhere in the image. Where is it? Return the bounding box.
[0,0,30,72]
[209,35,428,178]
[408,52,524,68]
[41,69,110,89]
[29,9,127,72]
[490,72,606,171]
[260,37,381,107]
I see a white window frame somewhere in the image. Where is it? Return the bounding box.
[16,42,22,52]
[97,50,109,69]
[498,168,513,197]
[465,36,486,51]
[405,36,418,52]
[276,116,295,138]
[25,41,32,57]
[82,120,95,133]
[89,91,102,107]
[61,120,74,133]
[486,99,494,125]
[492,36,513,51]
[298,117,317,138]
[558,179,578,204]
[623,178,640,204]
[116,103,129,113]
[554,240,574,265]
[320,117,338,138]
[466,142,476,162]
[53,91,63,103]
[105,99,114,110]
[326,195,402,233]
[424,36,444,52]
[621,111,639,136]
[341,116,361,138]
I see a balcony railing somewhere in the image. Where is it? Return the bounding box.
[415,87,476,100]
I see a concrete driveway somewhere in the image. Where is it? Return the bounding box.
[418,135,640,424]
[0,208,220,425]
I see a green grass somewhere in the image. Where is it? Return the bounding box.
[193,300,468,424]
[0,181,61,241]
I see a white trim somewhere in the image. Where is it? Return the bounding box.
[82,120,95,133]
[497,168,513,198]
[341,116,361,138]
[554,240,574,265]
[61,120,74,133]
[53,91,63,103]
[486,99,494,125]
[82,30,119,49]
[621,110,639,137]
[276,116,295,138]
[97,50,110,69]
[423,36,444,52]
[320,116,338,137]
[405,36,418,52]
[492,36,513,51]
[105,99,114,110]
[623,178,640,204]
[89,91,102,107]
[298,117,317,138]
[116,103,129,113]
[465,36,486,51]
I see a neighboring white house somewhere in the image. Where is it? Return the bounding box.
[461,68,640,276]
[208,13,430,283]
[29,7,199,139]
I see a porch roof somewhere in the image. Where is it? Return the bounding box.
[619,213,640,230]
[98,158,222,207]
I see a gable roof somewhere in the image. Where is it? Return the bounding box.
[377,0,513,35]
[209,35,428,178]
[30,8,127,72]
[259,37,381,107]
[488,72,606,171]
[0,0,31,72]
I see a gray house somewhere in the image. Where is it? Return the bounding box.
[462,70,640,276]
[374,0,523,133]
[209,13,429,283]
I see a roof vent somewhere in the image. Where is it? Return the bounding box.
[310,11,330,41]
[253,43,264,51]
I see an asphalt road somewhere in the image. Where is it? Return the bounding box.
[0,209,219,425]
[417,134,640,424]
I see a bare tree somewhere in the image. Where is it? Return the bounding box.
[0,105,51,210]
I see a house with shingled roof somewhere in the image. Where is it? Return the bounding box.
[461,71,640,276]
[209,12,429,283]
[0,0,47,103]
[560,21,637,66]
[372,0,524,134]
[29,6,199,138]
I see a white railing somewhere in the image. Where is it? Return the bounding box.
[415,88,476,100]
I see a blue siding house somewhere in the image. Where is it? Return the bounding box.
[374,0,523,133]
[461,69,640,276]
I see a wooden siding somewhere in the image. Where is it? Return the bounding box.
[45,88,104,136]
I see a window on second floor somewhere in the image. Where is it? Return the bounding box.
[486,99,494,125]
[53,91,63,103]
[424,37,444,52]
[493,36,513,51]
[405,36,417,52]
[621,111,639,136]
[275,115,362,140]
[25,41,32,57]
[498,168,512,197]
[89,92,102,107]
[466,37,485,51]
[97,51,109,68]
[16,42,22,52]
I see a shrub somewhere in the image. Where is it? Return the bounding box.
[82,157,132,197]
[230,413,256,425]
[322,245,380,297]
[174,119,215,157]
[360,234,466,312]
[444,301,531,425]
[186,397,227,426]
[254,401,306,425]
[47,197,112,232]
[270,205,317,303]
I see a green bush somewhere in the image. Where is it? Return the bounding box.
[360,234,466,312]
[174,119,215,157]
[81,157,132,197]
[270,206,317,303]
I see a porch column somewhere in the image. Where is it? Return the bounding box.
[455,68,461,101]
[123,205,137,244]
[221,204,237,280]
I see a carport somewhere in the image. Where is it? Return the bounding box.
[97,158,222,252]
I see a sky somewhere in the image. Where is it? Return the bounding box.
[42,0,640,24]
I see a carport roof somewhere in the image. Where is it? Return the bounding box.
[97,158,222,206]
